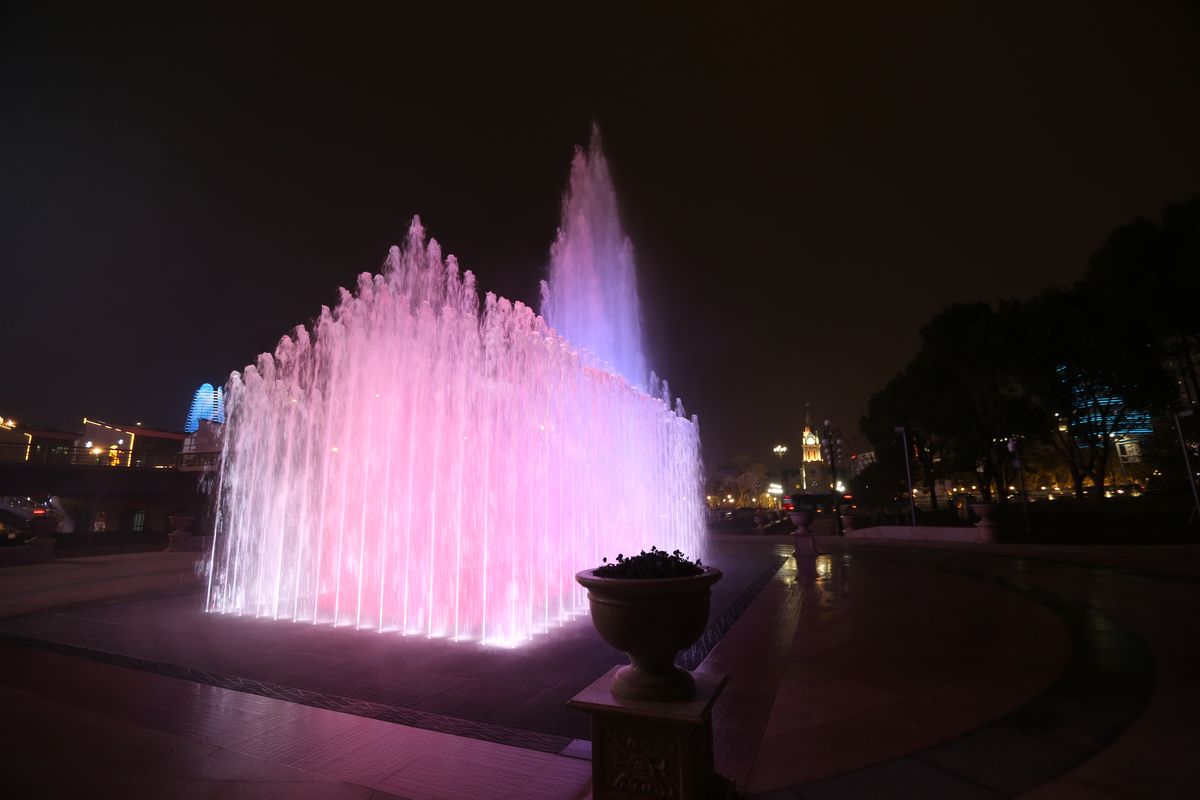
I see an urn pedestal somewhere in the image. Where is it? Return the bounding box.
[569,667,733,800]
[787,509,815,554]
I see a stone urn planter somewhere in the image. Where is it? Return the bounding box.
[787,508,813,535]
[970,503,997,543]
[576,557,722,702]
[166,512,196,552]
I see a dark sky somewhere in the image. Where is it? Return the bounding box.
[4,1,1199,466]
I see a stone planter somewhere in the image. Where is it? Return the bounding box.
[787,509,813,535]
[166,513,197,552]
[576,567,723,701]
[970,503,997,543]
[787,509,816,554]
[971,503,995,521]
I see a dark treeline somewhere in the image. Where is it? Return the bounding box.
[857,195,1200,511]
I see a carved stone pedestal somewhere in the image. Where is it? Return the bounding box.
[569,666,732,800]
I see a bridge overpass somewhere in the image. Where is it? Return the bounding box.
[0,460,205,498]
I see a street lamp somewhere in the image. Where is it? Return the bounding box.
[1008,436,1031,535]
[895,426,917,526]
[821,420,844,534]
[1173,409,1200,524]
[773,444,788,506]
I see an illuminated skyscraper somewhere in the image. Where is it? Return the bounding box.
[185,383,225,433]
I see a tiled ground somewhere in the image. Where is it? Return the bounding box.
[0,544,785,748]
[2,536,1198,798]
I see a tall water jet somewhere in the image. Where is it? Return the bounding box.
[206,140,703,646]
[541,126,647,389]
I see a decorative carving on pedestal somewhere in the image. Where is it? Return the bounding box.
[606,733,675,797]
[570,666,732,800]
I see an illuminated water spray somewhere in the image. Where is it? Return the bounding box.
[542,128,647,389]
[205,130,702,645]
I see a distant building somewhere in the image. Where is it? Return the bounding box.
[185,383,226,433]
[76,418,186,468]
[180,419,223,472]
[849,451,876,476]
[1056,365,1152,442]
[0,413,79,464]
[0,415,25,459]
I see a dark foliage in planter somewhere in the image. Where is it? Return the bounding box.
[594,546,703,579]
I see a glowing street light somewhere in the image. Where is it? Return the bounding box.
[895,426,917,526]
[772,444,788,507]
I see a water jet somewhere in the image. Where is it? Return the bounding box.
[205,130,702,645]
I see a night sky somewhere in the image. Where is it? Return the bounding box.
[4,2,1199,467]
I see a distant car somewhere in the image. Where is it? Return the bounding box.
[787,492,856,514]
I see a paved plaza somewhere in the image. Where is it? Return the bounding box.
[1,534,1197,798]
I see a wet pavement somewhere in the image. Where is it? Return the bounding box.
[0,544,785,749]
[1,535,1197,798]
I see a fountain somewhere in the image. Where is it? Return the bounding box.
[541,128,647,389]
[205,130,703,646]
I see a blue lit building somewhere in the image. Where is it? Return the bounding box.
[1056,365,1153,469]
[185,383,225,433]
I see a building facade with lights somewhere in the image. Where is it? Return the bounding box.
[185,383,226,433]
[74,418,186,469]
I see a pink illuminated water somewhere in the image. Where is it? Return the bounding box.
[541,127,647,389]
[205,138,703,646]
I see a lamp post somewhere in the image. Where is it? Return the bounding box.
[1008,436,1031,535]
[895,426,917,526]
[773,444,788,508]
[821,420,844,534]
[1173,409,1200,524]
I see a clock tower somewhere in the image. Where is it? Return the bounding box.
[799,406,823,491]
[801,407,821,463]
[802,428,821,463]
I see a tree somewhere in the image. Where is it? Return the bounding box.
[725,456,768,506]
[1011,287,1175,500]
[864,303,1041,503]
[860,372,947,511]
[1084,196,1200,409]
[850,458,907,520]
